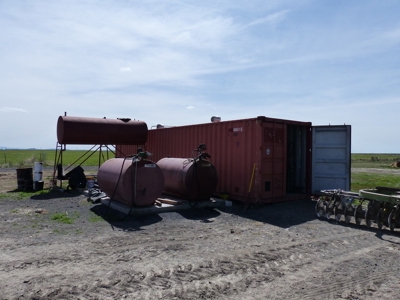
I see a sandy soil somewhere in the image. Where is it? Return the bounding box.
[1,168,400,300]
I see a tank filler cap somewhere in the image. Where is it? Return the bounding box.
[117,118,131,122]
[197,144,206,152]
[211,116,221,123]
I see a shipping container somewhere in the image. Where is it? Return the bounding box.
[116,116,351,204]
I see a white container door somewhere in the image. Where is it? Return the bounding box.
[311,125,351,194]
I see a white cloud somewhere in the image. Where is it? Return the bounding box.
[120,67,132,72]
[384,27,400,42]
[0,1,399,152]
[0,107,28,113]
[246,10,290,28]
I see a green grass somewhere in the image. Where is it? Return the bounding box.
[0,149,115,168]
[351,153,400,192]
[88,213,104,223]
[2,151,399,196]
[51,211,80,224]
[352,153,400,168]
[351,173,400,192]
[0,189,52,201]
[51,213,74,224]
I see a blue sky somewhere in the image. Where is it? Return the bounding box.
[0,0,399,152]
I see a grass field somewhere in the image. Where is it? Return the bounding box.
[0,149,116,168]
[351,172,400,191]
[2,151,398,168]
[1,150,399,192]
[351,153,400,168]
[351,153,400,191]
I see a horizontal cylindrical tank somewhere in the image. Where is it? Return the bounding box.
[57,116,148,145]
[157,157,218,201]
[97,158,164,207]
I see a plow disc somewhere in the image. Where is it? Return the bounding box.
[388,207,400,232]
[314,187,400,232]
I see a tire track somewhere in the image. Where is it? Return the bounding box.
[45,231,381,299]
[3,214,400,300]
[230,242,399,299]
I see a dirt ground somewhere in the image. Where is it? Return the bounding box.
[1,168,400,300]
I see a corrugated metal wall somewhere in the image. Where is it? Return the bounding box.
[117,116,312,203]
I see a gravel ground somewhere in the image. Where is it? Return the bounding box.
[1,168,400,299]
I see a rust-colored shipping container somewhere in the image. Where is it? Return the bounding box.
[117,116,315,203]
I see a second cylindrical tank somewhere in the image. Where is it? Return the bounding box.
[157,157,218,201]
[97,157,164,207]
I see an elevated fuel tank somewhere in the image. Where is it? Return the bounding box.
[157,157,218,201]
[57,116,148,145]
[97,158,164,207]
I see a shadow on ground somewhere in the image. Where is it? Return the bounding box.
[29,189,85,200]
[90,204,163,232]
[177,207,221,222]
[319,213,400,243]
[219,199,317,228]
[2,188,85,200]
[89,197,316,230]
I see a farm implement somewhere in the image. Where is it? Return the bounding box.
[315,187,400,231]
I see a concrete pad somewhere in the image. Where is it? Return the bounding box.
[100,196,229,215]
